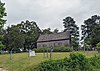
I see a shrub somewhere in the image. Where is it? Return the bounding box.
[53,46,72,52]
[34,53,93,71]
[96,42,100,53]
[64,53,92,71]
[34,60,67,71]
[89,54,100,69]
[33,48,49,53]
[33,46,72,53]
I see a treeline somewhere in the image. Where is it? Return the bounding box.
[0,1,100,52]
[3,20,41,52]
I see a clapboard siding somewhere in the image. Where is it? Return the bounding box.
[37,32,70,48]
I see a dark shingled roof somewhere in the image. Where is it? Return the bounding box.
[37,32,70,42]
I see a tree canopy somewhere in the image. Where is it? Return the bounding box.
[41,28,52,34]
[0,0,6,51]
[0,1,6,31]
[4,20,41,51]
[81,15,100,48]
[63,16,79,50]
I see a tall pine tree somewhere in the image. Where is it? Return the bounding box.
[63,16,79,50]
[0,0,6,52]
[0,0,6,31]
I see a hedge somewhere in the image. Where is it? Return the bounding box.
[33,46,72,53]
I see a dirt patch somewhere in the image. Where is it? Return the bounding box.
[0,68,8,71]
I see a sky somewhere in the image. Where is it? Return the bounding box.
[3,0,100,31]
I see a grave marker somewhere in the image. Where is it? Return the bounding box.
[29,50,36,57]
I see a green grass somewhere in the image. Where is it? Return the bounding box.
[0,51,98,71]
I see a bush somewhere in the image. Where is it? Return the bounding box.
[34,60,66,71]
[34,53,93,71]
[53,46,72,52]
[33,46,72,53]
[64,53,92,71]
[33,48,49,53]
[89,54,100,70]
[96,42,100,53]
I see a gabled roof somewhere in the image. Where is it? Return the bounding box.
[37,32,70,43]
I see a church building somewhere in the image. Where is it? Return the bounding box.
[37,32,70,48]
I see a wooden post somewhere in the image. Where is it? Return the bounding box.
[50,47,53,61]
[10,50,12,60]
[43,47,45,58]
[46,47,48,58]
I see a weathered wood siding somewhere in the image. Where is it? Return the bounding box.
[37,32,70,48]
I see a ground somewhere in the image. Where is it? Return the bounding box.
[0,51,98,71]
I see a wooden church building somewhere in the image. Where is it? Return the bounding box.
[37,32,70,48]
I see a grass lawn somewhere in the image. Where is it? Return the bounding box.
[0,51,98,71]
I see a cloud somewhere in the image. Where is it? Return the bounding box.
[3,0,100,31]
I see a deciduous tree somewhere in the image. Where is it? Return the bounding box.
[4,20,41,52]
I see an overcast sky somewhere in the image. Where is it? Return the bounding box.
[3,0,100,31]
